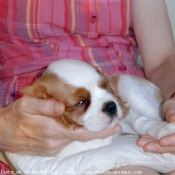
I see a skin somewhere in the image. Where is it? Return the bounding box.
[105,166,160,175]
[132,0,175,155]
[0,96,122,156]
[137,97,175,154]
[0,0,175,169]
[119,1,175,174]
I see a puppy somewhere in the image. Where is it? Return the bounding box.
[21,59,174,159]
[22,59,122,158]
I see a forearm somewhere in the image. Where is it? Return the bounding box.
[133,0,175,100]
[133,0,175,154]
[149,56,175,100]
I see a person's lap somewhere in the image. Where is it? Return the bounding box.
[109,166,175,175]
[100,165,160,175]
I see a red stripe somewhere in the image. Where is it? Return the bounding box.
[121,0,127,35]
[64,0,71,33]
[33,0,42,40]
[64,0,76,46]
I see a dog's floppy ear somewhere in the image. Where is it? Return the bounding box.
[20,82,51,99]
[102,75,130,118]
[20,73,55,99]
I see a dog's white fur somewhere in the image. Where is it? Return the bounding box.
[47,59,122,132]
[43,60,122,158]
[22,59,175,160]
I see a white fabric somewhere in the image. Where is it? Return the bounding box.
[6,135,175,175]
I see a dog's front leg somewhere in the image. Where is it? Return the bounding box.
[120,113,175,140]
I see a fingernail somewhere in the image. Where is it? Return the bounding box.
[147,145,157,152]
[137,139,148,147]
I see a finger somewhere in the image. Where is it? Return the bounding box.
[159,133,175,147]
[166,115,175,123]
[5,135,71,156]
[3,137,41,155]
[43,139,72,156]
[68,124,122,142]
[137,134,156,147]
[34,138,71,156]
[92,124,122,139]
[24,97,65,117]
[162,98,175,122]
[143,141,175,154]
[137,135,175,154]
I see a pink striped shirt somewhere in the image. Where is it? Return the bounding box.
[0,0,144,107]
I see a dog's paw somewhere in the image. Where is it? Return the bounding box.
[149,123,175,140]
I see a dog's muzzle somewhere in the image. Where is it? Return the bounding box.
[102,101,117,117]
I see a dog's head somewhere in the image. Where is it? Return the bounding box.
[21,59,124,131]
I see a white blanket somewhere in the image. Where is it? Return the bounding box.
[6,135,175,175]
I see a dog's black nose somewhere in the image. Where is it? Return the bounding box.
[102,101,117,117]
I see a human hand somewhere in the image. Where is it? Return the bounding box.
[0,96,122,156]
[137,97,175,154]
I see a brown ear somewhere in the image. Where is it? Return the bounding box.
[20,72,58,99]
[105,75,130,118]
[20,82,51,99]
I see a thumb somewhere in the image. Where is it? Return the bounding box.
[162,99,175,122]
[26,97,65,117]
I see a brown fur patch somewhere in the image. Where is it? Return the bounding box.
[21,72,91,129]
[103,75,130,118]
[98,77,109,90]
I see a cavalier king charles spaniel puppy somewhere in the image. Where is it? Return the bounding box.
[21,59,175,158]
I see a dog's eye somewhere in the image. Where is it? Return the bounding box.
[78,100,89,106]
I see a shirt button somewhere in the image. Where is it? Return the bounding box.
[106,43,113,49]
[119,65,127,71]
[98,34,101,38]
[90,15,97,23]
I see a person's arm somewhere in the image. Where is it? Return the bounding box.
[133,0,175,99]
[133,0,175,154]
